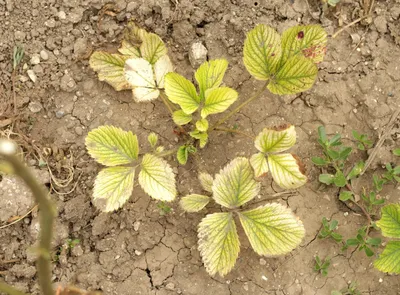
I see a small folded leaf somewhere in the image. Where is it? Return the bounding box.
[201,87,238,118]
[255,125,296,153]
[172,110,192,126]
[267,55,318,95]
[311,157,328,166]
[250,153,269,177]
[268,153,307,189]
[89,52,131,91]
[165,73,200,114]
[196,118,209,132]
[140,33,167,64]
[212,157,260,208]
[139,154,177,202]
[239,203,305,255]
[189,130,208,148]
[334,170,346,187]
[199,172,214,192]
[374,241,400,274]
[319,174,335,185]
[243,24,282,80]
[195,59,229,100]
[347,161,365,180]
[394,148,400,156]
[118,40,141,57]
[377,204,400,238]
[177,145,189,165]
[93,166,136,212]
[154,55,174,88]
[148,133,158,148]
[86,126,139,166]
[180,194,210,212]
[198,212,240,276]
[339,191,353,201]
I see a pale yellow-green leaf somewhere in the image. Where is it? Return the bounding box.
[89,52,131,91]
[180,194,210,212]
[212,157,260,209]
[201,87,238,118]
[165,72,200,114]
[198,212,240,276]
[195,59,229,100]
[189,130,208,148]
[118,40,141,57]
[172,110,192,125]
[93,166,136,212]
[376,204,400,238]
[250,153,269,177]
[199,172,214,193]
[124,21,149,45]
[140,33,167,64]
[374,241,400,274]
[239,203,305,255]
[196,118,209,132]
[268,153,307,189]
[154,55,174,88]
[132,87,160,102]
[243,24,282,80]
[148,132,158,148]
[86,126,139,166]
[139,154,177,202]
[255,125,296,153]
[267,55,318,95]
[177,145,189,165]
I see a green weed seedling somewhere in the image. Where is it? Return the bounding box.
[352,130,373,151]
[342,226,381,257]
[87,22,328,276]
[319,217,342,242]
[331,281,360,295]
[314,255,330,276]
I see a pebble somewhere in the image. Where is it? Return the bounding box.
[28,101,43,113]
[45,18,56,28]
[189,42,208,68]
[55,110,65,118]
[73,38,88,56]
[74,126,83,136]
[135,250,142,256]
[166,283,175,290]
[27,70,37,83]
[40,50,49,61]
[259,258,267,265]
[379,278,383,283]
[133,221,141,231]
[374,15,387,34]
[58,11,66,20]
[60,73,76,92]
[30,54,41,65]
[261,275,268,281]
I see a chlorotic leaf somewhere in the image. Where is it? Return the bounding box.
[172,110,192,125]
[89,52,131,91]
[140,33,167,64]
[201,87,238,118]
[198,212,240,276]
[189,130,208,148]
[118,40,141,57]
[239,203,305,255]
[195,59,229,100]
[255,125,296,153]
[165,72,200,114]
[139,154,177,202]
[212,157,260,209]
[177,145,189,165]
[86,126,139,166]
[267,55,318,95]
[154,55,174,88]
[374,241,400,274]
[132,87,160,102]
[196,118,209,132]
[377,204,400,238]
[250,153,269,177]
[268,153,307,189]
[243,24,282,80]
[124,21,149,45]
[93,167,136,212]
[199,172,214,192]
[180,194,210,212]
[147,132,158,148]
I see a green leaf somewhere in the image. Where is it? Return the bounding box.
[196,119,209,132]
[86,126,139,166]
[311,157,328,166]
[93,166,135,212]
[212,157,260,209]
[198,212,240,276]
[374,241,400,274]
[89,52,131,91]
[339,191,353,201]
[199,172,214,193]
[267,153,307,189]
[177,145,189,165]
[249,152,269,177]
[172,110,192,125]
[239,203,305,255]
[201,87,238,118]
[267,55,318,95]
[140,33,167,64]
[338,147,352,161]
[243,24,281,80]
[346,238,360,246]
[334,170,346,187]
[366,238,381,246]
[139,154,177,202]
[180,194,210,212]
[165,72,200,114]
[319,173,335,185]
[254,125,296,153]
[189,130,208,148]
[195,59,229,100]
[347,161,365,180]
[376,204,400,238]
[118,40,141,57]
[148,133,158,148]
[394,148,400,156]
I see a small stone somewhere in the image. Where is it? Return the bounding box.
[45,18,56,28]
[28,101,42,113]
[19,76,29,83]
[73,38,88,57]
[135,250,142,256]
[74,126,83,135]
[259,258,267,265]
[58,11,66,20]
[261,275,268,281]
[30,54,41,65]
[133,221,141,231]
[243,284,249,291]
[379,278,383,283]
[14,31,26,41]
[126,2,139,12]
[353,108,358,113]
[72,245,84,257]
[189,42,208,68]
[344,212,349,217]
[166,283,175,290]
[40,50,49,60]
[374,15,387,34]
[350,33,361,44]
[27,70,37,83]
[55,110,65,118]
[60,73,76,92]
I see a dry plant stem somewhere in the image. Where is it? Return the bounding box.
[11,70,17,115]
[214,127,255,140]
[0,204,38,229]
[345,183,372,235]
[0,282,28,295]
[332,15,369,38]
[0,154,55,295]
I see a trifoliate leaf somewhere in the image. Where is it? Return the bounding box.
[93,166,136,212]
[89,52,131,91]
[198,212,240,276]
[238,203,305,255]
[267,55,318,95]
[189,130,208,148]
[201,87,238,118]
[180,194,210,212]
[280,25,327,66]
[243,24,282,80]
[177,145,189,165]
[124,58,159,102]
[172,110,192,125]
[165,72,200,114]
[377,204,400,238]
[147,132,158,148]
[250,153,269,177]
[154,55,174,88]
[212,157,260,209]
[139,154,177,202]
[199,172,214,192]
[196,119,209,132]
[268,153,307,189]
[140,33,167,64]
[255,125,296,153]
[86,126,139,166]
[118,40,141,57]
[195,59,229,100]
[374,241,400,274]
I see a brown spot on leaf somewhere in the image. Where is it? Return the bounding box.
[297,31,304,39]
[292,154,307,175]
[271,123,292,131]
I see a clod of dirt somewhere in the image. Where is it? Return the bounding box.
[374,15,388,34]
[28,101,43,113]
[60,73,77,92]
[189,42,208,68]
[74,37,88,57]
